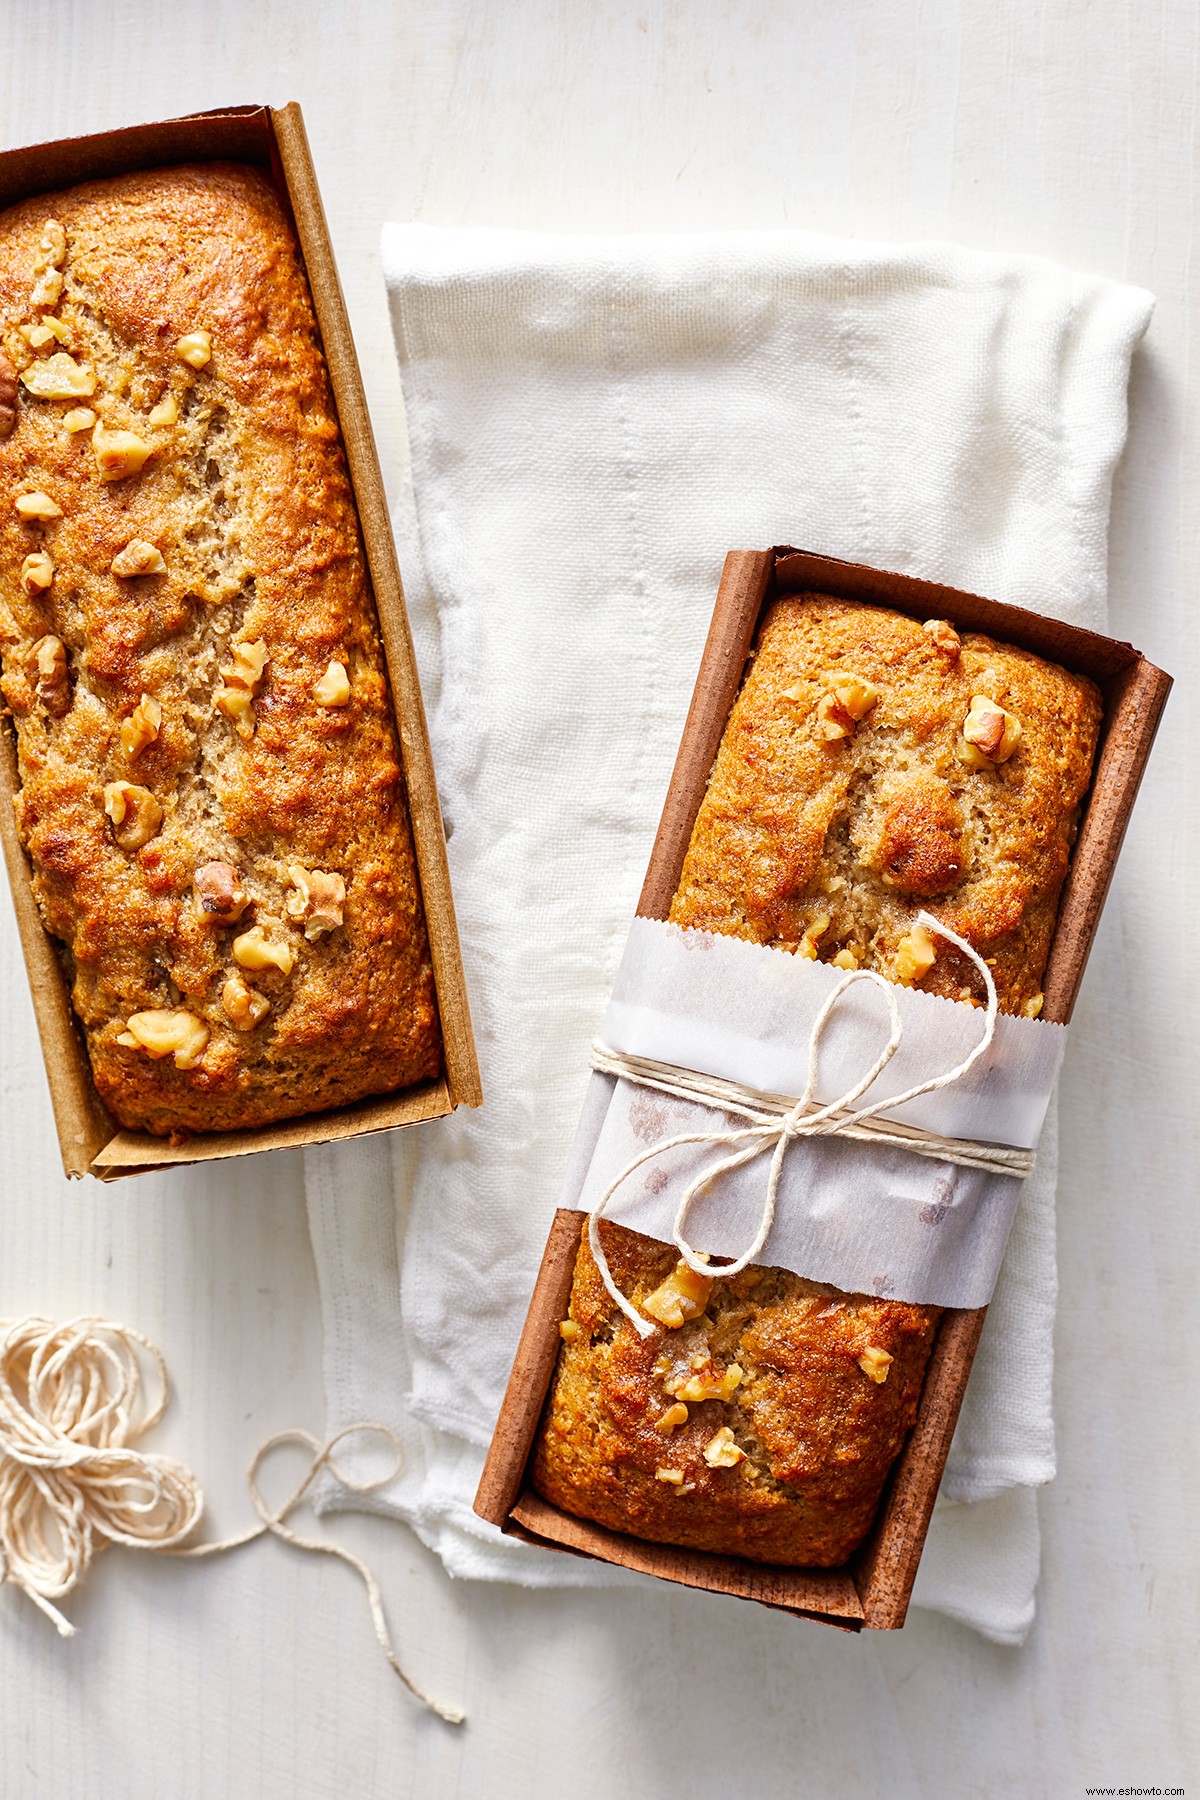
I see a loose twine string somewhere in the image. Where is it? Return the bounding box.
[588,911,1028,1339]
[0,1315,464,1724]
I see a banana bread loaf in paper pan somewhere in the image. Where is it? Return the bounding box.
[0,164,440,1137]
[534,594,1101,1565]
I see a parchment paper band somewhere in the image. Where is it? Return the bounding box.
[564,915,1065,1315]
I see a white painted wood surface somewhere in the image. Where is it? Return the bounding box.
[1,3,1195,1793]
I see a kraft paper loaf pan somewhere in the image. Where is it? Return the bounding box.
[0,103,481,1180]
[475,546,1172,1632]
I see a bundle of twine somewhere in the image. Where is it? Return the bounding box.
[0,1314,463,1723]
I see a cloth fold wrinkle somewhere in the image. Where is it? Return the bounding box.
[305,224,1152,1644]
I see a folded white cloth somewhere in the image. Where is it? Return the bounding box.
[306,226,1151,1643]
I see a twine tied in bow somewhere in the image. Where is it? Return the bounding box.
[0,1315,463,1723]
[588,912,1028,1338]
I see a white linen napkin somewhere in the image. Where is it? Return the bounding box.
[306,226,1151,1645]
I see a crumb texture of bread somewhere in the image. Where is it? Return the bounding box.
[669,594,1103,1013]
[533,1221,940,1567]
[0,164,440,1135]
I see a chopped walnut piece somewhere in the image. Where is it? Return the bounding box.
[62,406,96,434]
[814,691,854,741]
[175,330,212,369]
[34,220,66,271]
[312,659,351,706]
[857,1345,894,1384]
[284,865,346,941]
[558,1320,581,1342]
[92,422,152,482]
[29,230,65,307]
[15,490,62,521]
[193,861,249,923]
[28,634,70,716]
[960,694,1022,767]
[220,973,270,1032]
[20,318,69,350]
[894,924,936,985]
[0,349,17,439]
[120,693,162,758]
[829,673,879,720]
[1022,994,1044,1020]
[797,913,830,961]
[642,1259,714,1329]
[20,353,96,399]
[215,638,269,739]
[116,1008,209,1070]
[232,926,295,976]
[670,1360,743,1404]
[814,672,878,739]
[228,639,268,687]
[102,781,163,851]
[111,539,166,578]
[20,551,54,596]
[962,696,1006,758]
[29,220,65,306]
[923,618,961,659]
[831,947,859,970]
[148,394,178,427]
[214,683,253,735]
[654,1467,686,1485]
[284,867,310,922]
[30,268,63,309]
[703,1427,746,1469]
[655,1403,689,1434]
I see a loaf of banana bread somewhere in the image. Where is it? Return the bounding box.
[533,594,1102,1565]
[0,164,440,1136]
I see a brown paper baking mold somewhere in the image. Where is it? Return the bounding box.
[475,546,1171,1630]
[0,104,481,1179]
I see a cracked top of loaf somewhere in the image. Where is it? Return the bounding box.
[670,593,1104,1015]
[0,164,439,1137]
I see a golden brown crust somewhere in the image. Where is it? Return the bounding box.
[669,594,1103,1013]
[0,165,439,1135]
[534,1222,940,1567]
[534,594,1103,1565]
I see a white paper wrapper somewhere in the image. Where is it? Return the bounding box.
[561,920,1066,1309]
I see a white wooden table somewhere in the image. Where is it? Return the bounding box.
[2,4,1195,1794]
